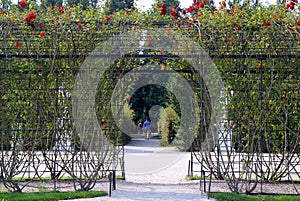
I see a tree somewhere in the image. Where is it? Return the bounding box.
[66,0,91,9]
[105,0,134,14]
[40,0,63,8]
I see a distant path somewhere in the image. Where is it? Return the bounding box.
[124,133,179,153]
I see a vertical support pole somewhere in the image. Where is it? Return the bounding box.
[109,171,112,197]
[203,170,206,193]
[54,68,59,192]
[259,59,263,194]
[190,152,193,178]
[207,167,213,199]
[188,160,191,177]
[122,144,125,180]
[112,126,117,190]
[112,170,116,190]
[199,169,203,192]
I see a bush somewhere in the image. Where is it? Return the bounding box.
[158,106,179,146]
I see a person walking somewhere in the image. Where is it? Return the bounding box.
[143,118,151,140]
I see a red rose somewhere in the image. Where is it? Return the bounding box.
[263,21,271,26]
[237,25,242,30]
[19,1,27,9]
[15,42,20,48]
[198,2,205,8]
[158,4,166,15]
[40,31,45,37]
[39,23,44,29]
[170,11,179,19]
[160,9,166,15]
[0,11,4,15]
[159,50,164,55]
[290,3,295,10]
[77,23,82,29]
[104,15,111,21]
[187,7,194,13]
[25,11,36,23]
[182,9,186,15]
[56,5,65,14]
[230,8,234,13]
[296,21,300,26]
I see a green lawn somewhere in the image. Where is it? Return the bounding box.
[210,192,300,201]
[0,191,107,201]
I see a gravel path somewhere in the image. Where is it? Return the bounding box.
[61,134,216,201]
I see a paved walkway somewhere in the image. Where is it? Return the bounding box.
[62,134,216,201]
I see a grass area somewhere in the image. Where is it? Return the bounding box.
[210,192,300,201]
[186,174,212,181]
[0,191,107,201]
[186,175,201,181]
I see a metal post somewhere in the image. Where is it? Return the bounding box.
[259,59,263,194]
[109,171,112,197]
[207,168,213,199]
[188,160,191,177]
[190,152,193,177]
[112,170,116,190]
[203,170,206,193]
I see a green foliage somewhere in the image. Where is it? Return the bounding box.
[159,106,179,146]
[130,84,173,124]
[105,0,134,14]
[40,0,63,9]
[210,192,300,201]
[217,58,299,154]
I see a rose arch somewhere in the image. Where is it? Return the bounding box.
[0,1,299,195]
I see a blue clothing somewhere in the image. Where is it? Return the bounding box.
[143,120,151,128]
